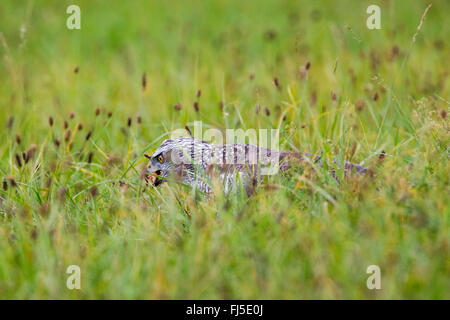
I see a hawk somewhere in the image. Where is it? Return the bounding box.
[144,137,367,195]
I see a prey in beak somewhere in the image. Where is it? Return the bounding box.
[144,154,164,187]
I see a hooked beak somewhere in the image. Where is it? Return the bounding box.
[148,170,163,187]
[144,154,162,187]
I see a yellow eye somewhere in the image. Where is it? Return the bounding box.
[157,155,164,163]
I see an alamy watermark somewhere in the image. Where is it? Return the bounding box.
[166,121,281,175]
[66,265,81,290]
[66,5,81,30]
[366,5,381,30]
[366,265,381,290]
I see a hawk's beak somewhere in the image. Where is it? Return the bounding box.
[146,170,163,187]
[144,154,164,187]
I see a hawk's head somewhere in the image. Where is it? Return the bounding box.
[144,139,177,187]
[144,137,206,188]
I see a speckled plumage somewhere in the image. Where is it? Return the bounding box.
[145,137,367,195]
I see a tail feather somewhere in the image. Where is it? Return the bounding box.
[279,151,367,182]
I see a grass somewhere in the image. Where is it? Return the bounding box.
[0,0,448,299]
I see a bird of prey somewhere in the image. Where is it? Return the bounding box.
[144,137,367,195]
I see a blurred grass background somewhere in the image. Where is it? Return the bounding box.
[0,0,448,299]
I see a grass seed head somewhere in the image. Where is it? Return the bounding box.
[142,72,147,91]
[355,99,365,112]
[7,116,14,129]
[7,175,16,188]
[174,103,182,111]
[274,77,280,90]
[87,152,94,163]
[26,144,37,162]
[127,117,132,127]
[373,92,379,101]
[15,134,21,144]
[185,125,192,136]
[64,130,71,142]
[15,153,22,168]
[331,91,337,101]
[48,116,54,127]
[194,101,199,113]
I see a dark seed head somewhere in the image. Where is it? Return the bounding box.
[26,145,37,162]
[95,108,100,116]
[7,175,16,188]
[219,101,224,110]
[54,139,61,147]
[48,116,54,127]
[373,92,379,101]
[305,61,311,70]
[197,89,201,98]
[127,117,132,127]
[264,107,271,116]
[107,111,112,118]
[331,91,337,101]
[440,109,447,119]
[193,101,199,113]
[74,66,79,74]
[15,154,22,168]
[185,125,192,136]
[85,131,92,141]
[7,116,14,129]
[77,123,83,131]
[174,103,182,111]
[274,77,280,89]
[142,72,147,91]
[379,150,386,161]
[392,46,399,56]
[2,179,7,191]
[87,152,94,164]
[137,116,142,124]
[310,91,317,105]
[64,120,68,129]
[64,130,71,142]
[69,112,75,119]
[355,99,365,112]
[15,135,21,145]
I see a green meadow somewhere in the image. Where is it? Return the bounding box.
[0,0,448,299]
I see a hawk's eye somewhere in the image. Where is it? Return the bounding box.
[157,155,164,163]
